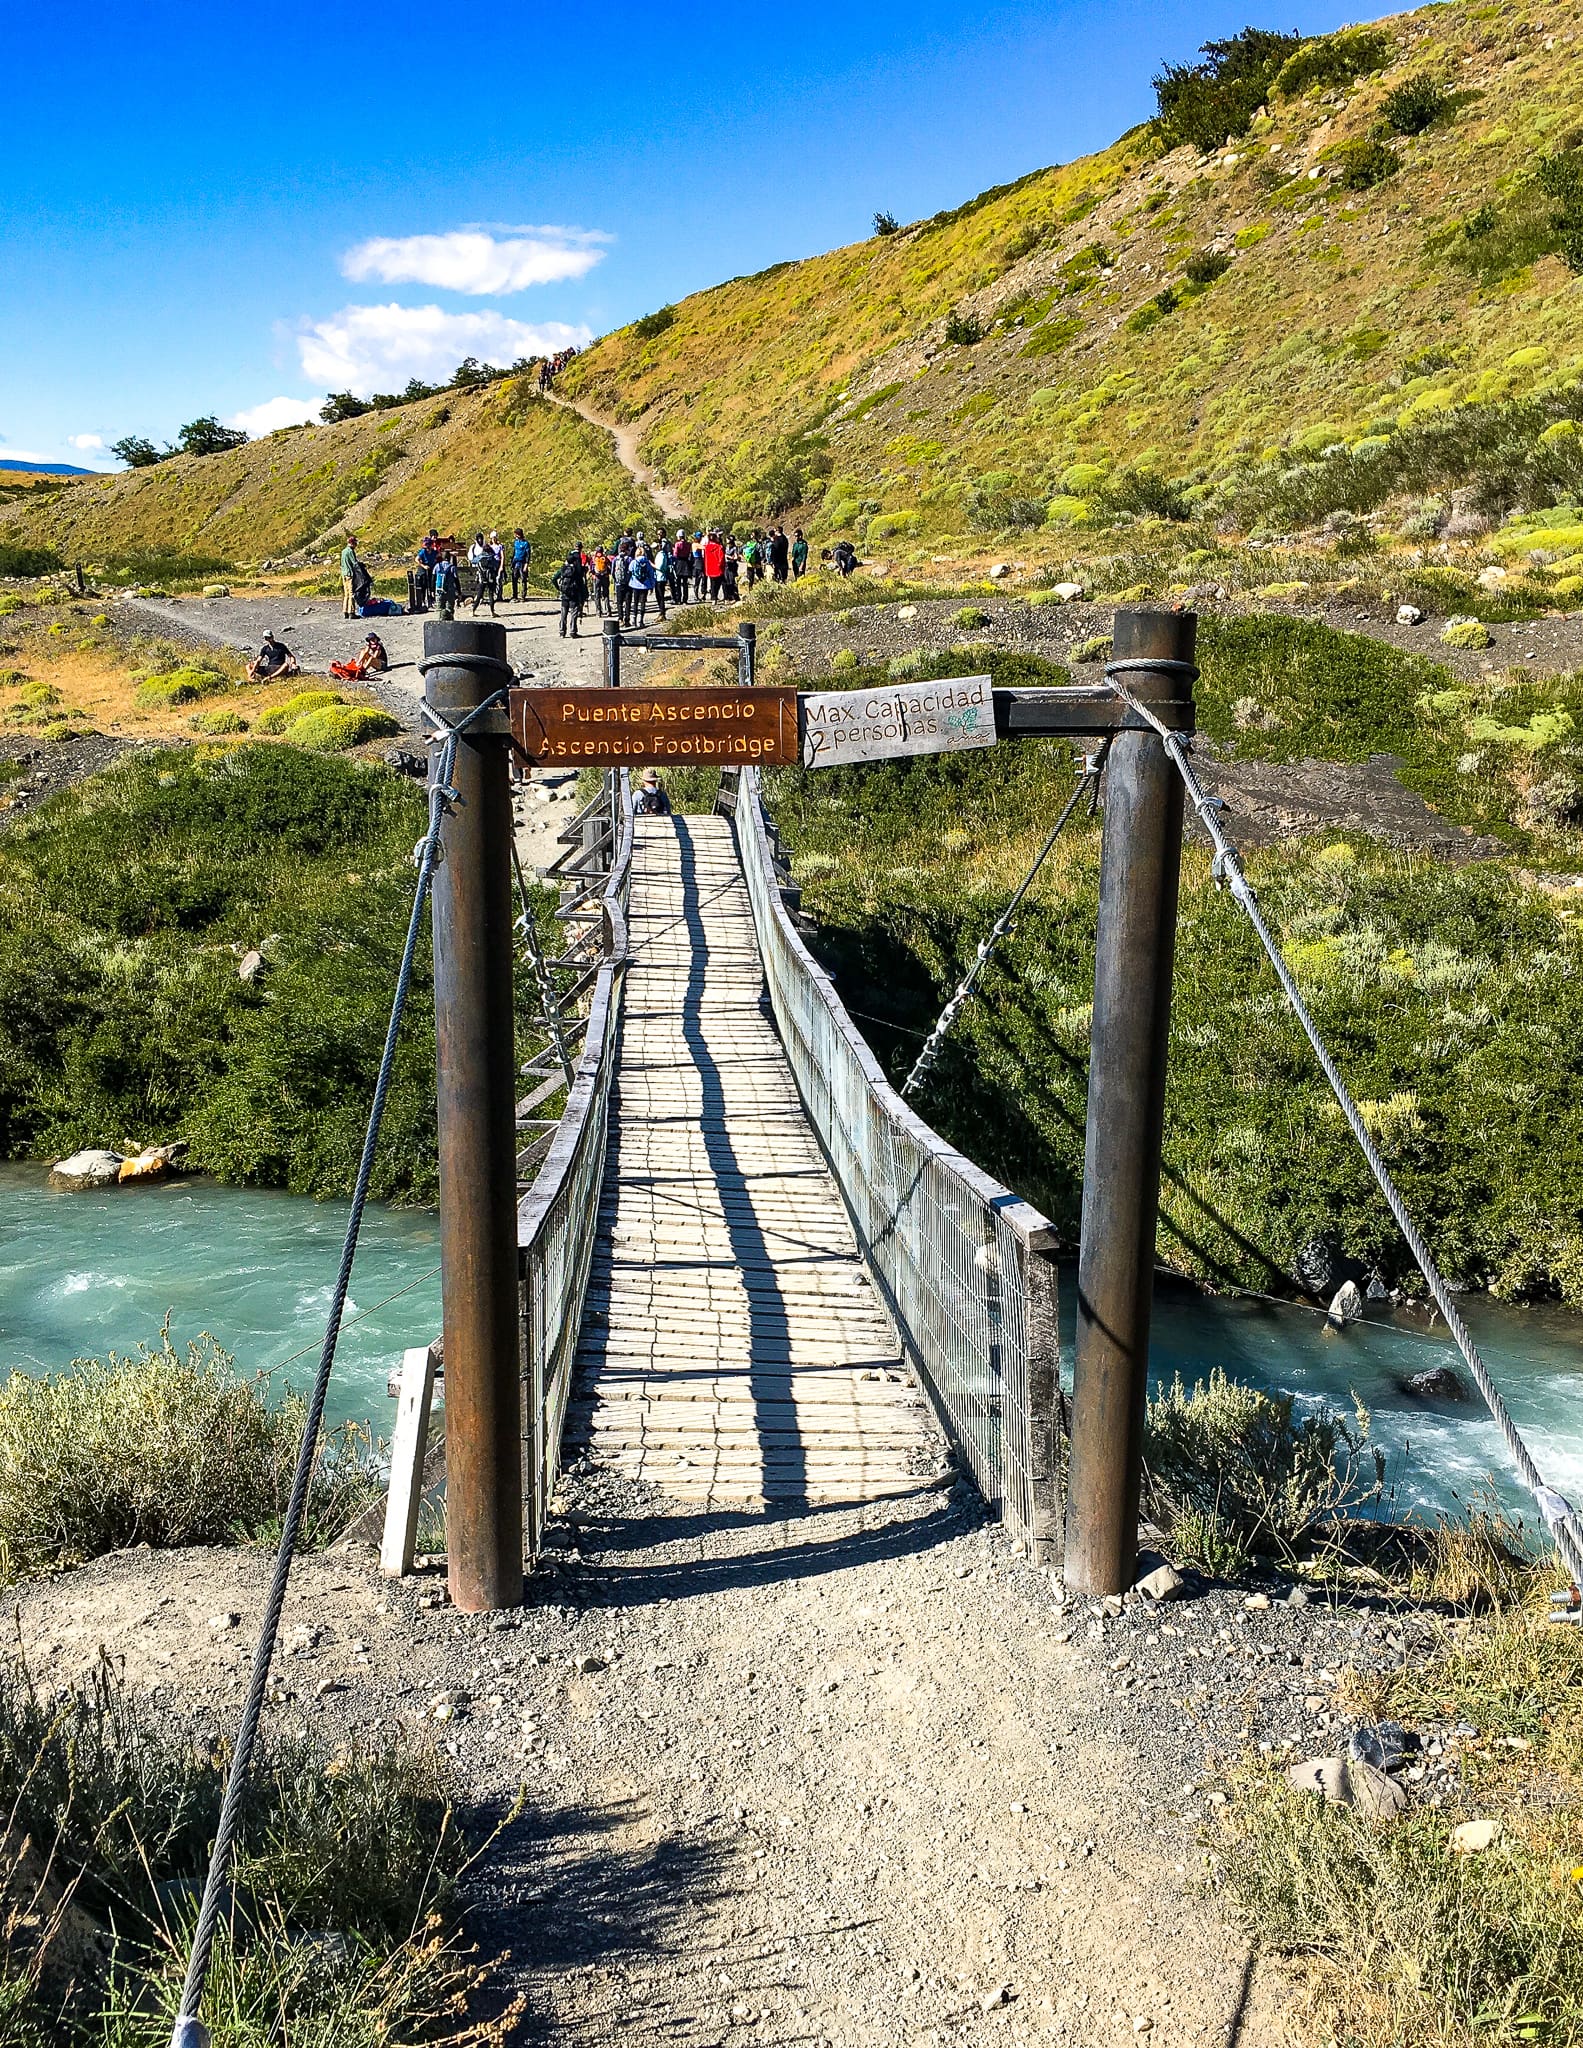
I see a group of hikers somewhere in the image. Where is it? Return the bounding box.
[405,528,533,618]
[549,526,809,637]
[536,348,578,394]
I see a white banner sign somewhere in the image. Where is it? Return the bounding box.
[801,674,997,768]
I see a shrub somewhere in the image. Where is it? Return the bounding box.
[0,1330,377,1580]
[1143,1368,1383,1570]
[831,648,859,671]
[1272,24,1390,96]
[873,211,900,236]
[1333,136,1399,189]
[1072,635,1112,663]
[254,687,344,734]
[944,311,984,346]
[191,708,248,734]
[0,545,62,579]
[1538,145,1583,272]
[1153,27,1305,152]
[954,606,992,628]
[1442,618,1494,649]
[632,305,676,340]
[286,703,403,751]
[201,581,231,598]
[1183,248,1233,285]
[1099,468,1192,521]
[133,666,230,708]
[1381,74,1451,136]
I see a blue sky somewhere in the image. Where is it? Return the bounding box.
[2,0,1386,470]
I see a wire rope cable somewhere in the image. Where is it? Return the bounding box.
[168,689,508,2048]
[1104,661,1583,1594]
[901,739,1111,1100]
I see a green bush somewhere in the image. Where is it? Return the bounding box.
[1272,24,1390,96]
[285,704,402,751]
[1442,618,1494,649]
[0,744,438,1200]
[0,1654,482,2041]
[1183,248,1233,285]
[1143,1368,1382,1570]
[1333,136,1399,189]
[254,688,344,734]
[191,708,248,734]
[133,666,230,708]
[1381,75,1451,136]
[1538,145,1583,272]
[1154,27,1304,152]
[944,311,985,346]
[954,607,992,628]
[0,545,63,579]
[632,305,676,340]
[0,1330,376,1581]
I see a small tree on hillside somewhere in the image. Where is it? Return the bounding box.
[110,434,169,469]
[177,416,248,458]
[1154,27,1305,153]
[873,211,900,236]
[320,391,372,423]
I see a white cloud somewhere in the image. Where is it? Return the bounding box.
[0,439,111,471]
[225,395,324,436]
[343,225,609,296]
[296,304,591,395]
[69,433,104,451]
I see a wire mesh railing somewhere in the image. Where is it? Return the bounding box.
[518,769,634,1555]
[733,768,1065,1557]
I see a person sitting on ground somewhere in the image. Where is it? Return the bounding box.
[636,769,672,815]
[246,631,299,683]
[328,631,389,681]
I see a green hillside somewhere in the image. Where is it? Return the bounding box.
[0,381,657,565]
[563,0,1582,558]
[5,0,1581,578]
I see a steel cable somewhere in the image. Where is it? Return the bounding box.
[169,689,507,2048]
[1105,662,1583,1592]
[901,740,1110,1100]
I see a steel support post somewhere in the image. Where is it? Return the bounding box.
[1065,607,1194,1595]
[736,621,756,689]
[425,619,524,1612]
[602,618,622,688]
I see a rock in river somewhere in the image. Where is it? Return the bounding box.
[49,1148,124,1190]
[1402,1365,1467,1401]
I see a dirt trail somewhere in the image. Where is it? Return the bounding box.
[549,391,690,525]
[11,1480,1305,2048]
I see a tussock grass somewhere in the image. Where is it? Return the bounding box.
[0,1655,507,2042]
[1214,1605,1583,2047]
[0,1331,379,1582]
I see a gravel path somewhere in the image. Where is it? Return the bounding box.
[548,391,690,524]
[13,1475,1452,2048]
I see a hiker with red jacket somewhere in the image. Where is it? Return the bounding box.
[701,531,726,602]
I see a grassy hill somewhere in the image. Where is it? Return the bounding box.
[0,381,658,569]
[561,0,1582,560]
[6,0,1580,579]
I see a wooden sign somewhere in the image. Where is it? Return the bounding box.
[510,685,799,765]
[801,675,997,768]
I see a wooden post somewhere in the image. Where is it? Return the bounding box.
[1022,1239,1064,1565]
[1064,608,1194,1596]
[381,1342,441,1575]
[425,618,524,1613]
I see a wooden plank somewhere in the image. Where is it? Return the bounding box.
[381,1341,440,1577]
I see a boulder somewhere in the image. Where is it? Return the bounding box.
[1403,1364,1467,1401]
[1475,565,1508,591]
[1293,1234,1363,1300]
[1051,582,1086,602]
[1345,1758,1408,1820]
[1286,1756,1349,1803]
[1136,1562,1187,1602]
[237,949,265,983]
[118,1142,184,1184]
[1327,1279,1365,1325]
[1451,1817,1497,1855]
[1395,604,1425,626]
[988,563,1012,581]
[49,1148,124,1190]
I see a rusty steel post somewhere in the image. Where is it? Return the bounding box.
[1065,607,1194,1596]
[424,617,524,1612]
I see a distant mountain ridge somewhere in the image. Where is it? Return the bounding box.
[0,459,95,477]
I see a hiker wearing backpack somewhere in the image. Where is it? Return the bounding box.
[554,548,588,637]
[509,528,532,601]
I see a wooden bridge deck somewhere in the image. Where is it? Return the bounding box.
[564,814,946,1505]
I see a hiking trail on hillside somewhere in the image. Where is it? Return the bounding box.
[549,391,690,525]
